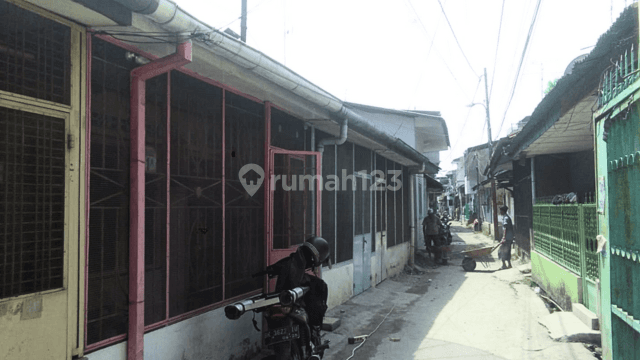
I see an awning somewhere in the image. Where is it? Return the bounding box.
[425,175,444,191]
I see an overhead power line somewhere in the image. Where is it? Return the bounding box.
[437,0,479,78]
[448,77,483,158]
[405,0,470,99]
[489,0,506,100]
[495,0,542,140]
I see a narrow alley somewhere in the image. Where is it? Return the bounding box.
[319,222,597,360]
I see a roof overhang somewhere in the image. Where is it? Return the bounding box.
[29,0,441,170]
[343,102,450,153]
[520,94,595,157]
[425,175,444,191]
[505,4,637,159]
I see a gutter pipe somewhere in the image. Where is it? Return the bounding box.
[317,118,348,153]
[117,0,439,173]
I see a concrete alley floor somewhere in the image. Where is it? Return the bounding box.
[320,221,597,360]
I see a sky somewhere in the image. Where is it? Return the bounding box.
[175,0,634,175]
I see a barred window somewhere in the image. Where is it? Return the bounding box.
[0,106,65,299]
[0,1,71,104]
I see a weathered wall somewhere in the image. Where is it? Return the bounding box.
[384,242,410,279]
[322,261,354,309]
[531,250,582,311]
[84,307,262,360]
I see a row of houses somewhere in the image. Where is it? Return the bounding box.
[0,0,450,359]
[449,5,640,359]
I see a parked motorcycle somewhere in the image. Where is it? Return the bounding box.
[429,214,453,265]
[439,214,453,246]
[225,237,331,360]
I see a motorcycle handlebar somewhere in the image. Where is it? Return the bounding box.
[224,286,310,320]
[278,286,310,306]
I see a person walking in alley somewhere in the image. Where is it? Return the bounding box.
[498,205,514,269]
[422,208,443,262]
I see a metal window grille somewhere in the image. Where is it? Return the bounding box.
[0,106,65,299]
[271,108,308,151]
[321,143,336,263]
[144,75,168,325]
[336,142,353,263]
[224,91,264,299]
[374,154,386,236]
[86,38,136,345]
[169,71,223,316]
[386,159,396,247]
[272,154,316,250]
[0,1,71,105]
[402,166,410,244]
[394,162,404,244]
[353,144,371,238]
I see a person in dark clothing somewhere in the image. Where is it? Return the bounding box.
[422,208,443,261]
[498,205,514,269]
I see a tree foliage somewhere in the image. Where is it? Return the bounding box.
[544,79,558,95]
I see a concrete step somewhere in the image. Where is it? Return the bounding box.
[539,312,600,345]
[322,317,341,331]
[572,303,599,330]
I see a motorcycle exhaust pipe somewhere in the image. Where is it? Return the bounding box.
[279,286,310,306]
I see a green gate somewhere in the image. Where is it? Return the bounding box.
[532,203,599,312]
[596,50,640,357]
[604,106,640,359]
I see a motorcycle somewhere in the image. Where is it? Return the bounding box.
[428,214,453,265]
[225,238,331,360]
[439,214,453,246]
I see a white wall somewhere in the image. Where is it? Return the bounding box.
[85,306,262,360]
[384,242,410,279]
[321,261,354,309]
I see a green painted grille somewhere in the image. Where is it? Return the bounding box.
[583,205,599,281]
[533,203,599,279]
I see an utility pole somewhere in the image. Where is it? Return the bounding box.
[483,68,500,241]
[241,0,247,42]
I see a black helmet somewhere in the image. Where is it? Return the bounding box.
[299,236,330,268]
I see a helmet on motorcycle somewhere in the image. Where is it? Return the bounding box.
[299,236,330,268]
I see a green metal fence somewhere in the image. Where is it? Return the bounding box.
[533,204,599,281]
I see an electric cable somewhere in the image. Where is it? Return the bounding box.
[407,0,444,105]
[495,0,542,141]
[406,0,471,99]
[344,305,396,360]
[447,77,483,160]
[437,0,479,78]
[489,0,506,101]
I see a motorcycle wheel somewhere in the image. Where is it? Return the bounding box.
[273,341,303,360]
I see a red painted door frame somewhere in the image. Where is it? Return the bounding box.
[128,41,192,360]
[265,148,322,268]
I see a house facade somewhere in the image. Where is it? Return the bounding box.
[0,1,448,359]
[493,5,639,359]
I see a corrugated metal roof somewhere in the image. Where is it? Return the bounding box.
[505,4,638,158]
